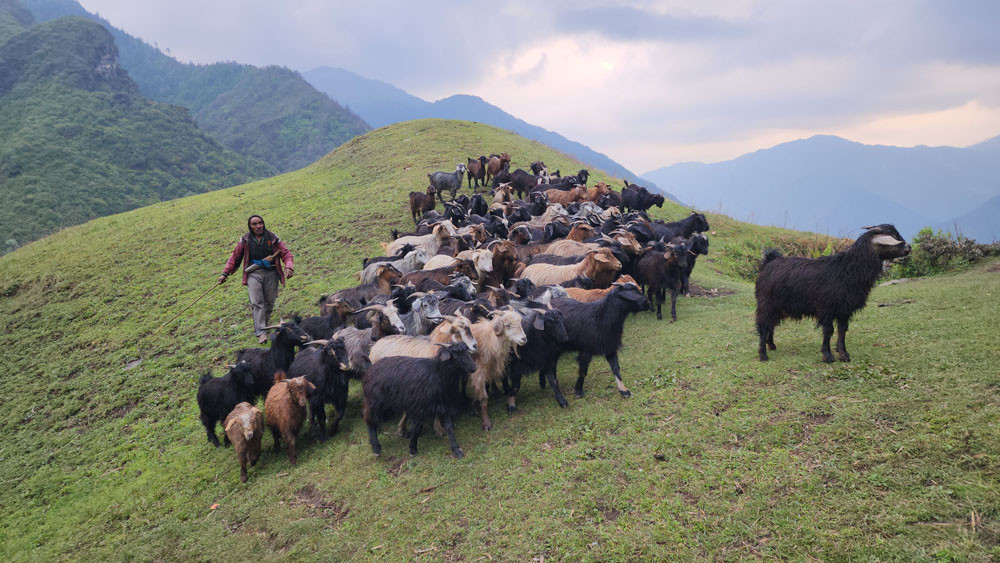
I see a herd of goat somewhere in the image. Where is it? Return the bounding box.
[198,152,912,482]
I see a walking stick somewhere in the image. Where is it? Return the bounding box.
[152,282,223,335]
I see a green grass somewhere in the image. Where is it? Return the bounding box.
[1,119,998,561]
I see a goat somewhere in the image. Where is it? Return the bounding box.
[546,284,651,401]
[467,156,488,191]
[384,223,452,257]
[682,233,709,296]
[362,243,416,268]
[300,298,354,340]
[466,310,527,430]
[409,185,436,225]
[755,224,911,363]
[429,163,467,202]
[651,211,710,240]
[289,338,351,441]
[400,293,445,336]
[485,153,511,185]
[223,402,264,482]
[363,342,477,458]
[264,373,316,465]
[400,259,478,288]
[357,248,429,285]
[634,239,689,321]
[234,318,311,400]
[621,183,665,213]
[504,308,570,411]
[510,169,544,199]
[518,248,621,287]
[197,362,257,447]
[529,161,547,176]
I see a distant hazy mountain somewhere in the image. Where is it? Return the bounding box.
[935,193,1000,242]
[0,12,271,249]
[24,0,370,173]
[303,66,658,189]
[643,135,1000,241]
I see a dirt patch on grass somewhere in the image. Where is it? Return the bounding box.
[988,263,1000,273]
[688,284,736,298]
[292,484,350,528]
[110,401,137,418]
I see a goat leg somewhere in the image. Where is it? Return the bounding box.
[442,415,464,459]
[367,423,382,456]
[202,417,221,447]
[836,317,851,362]
[820,320,835,363]
[284,432,297,465]
[271,427,281,453]
[574,353,593,397]
[407,417,425,456]
[757,322,770,361]
[606,352,631,398]
[310,399,328,442]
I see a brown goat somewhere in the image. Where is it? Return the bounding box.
[467,156,487,191]
[224,402,264,482]
[486,153,511,184]
[484,240,518,287]
[565,275,639,302]
[325,265,400,308]
[409,185,436,225]
[545,185,587,206]
[518,248,622,287]
[264,374,316,465]
[583,181,612,202]
[566,223,597,242]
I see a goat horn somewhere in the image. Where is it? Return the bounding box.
[304,340,329,347]
[261,325,281,331]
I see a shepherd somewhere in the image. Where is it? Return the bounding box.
[218,215,295,343]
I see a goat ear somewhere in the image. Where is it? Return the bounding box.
[871,234,903,246]
[532,315,545,331]
[492,318,505,336]
[225,418,239,433]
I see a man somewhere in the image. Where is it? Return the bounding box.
[219,215,294,343]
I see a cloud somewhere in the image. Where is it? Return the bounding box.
[556,5,747,42]
[75,0,1000,171]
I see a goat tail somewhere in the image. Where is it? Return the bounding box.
[760,249,783,270]
[274,370,287,384]
[198,370,213,387]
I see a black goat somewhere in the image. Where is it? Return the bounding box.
[546,284,650,401]
[682,233,709,295]
[634,239,689,321]
[622,183,664,212]
[651,211,710,240]
[234,317,311,400]
[197,362,257,447]
[363,342,477,459]
[509,169,543,199]
[288,338,351,441]
[755,224,911,363]
[504,308,570,410]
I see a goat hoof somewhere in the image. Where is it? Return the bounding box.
[507,405,516,414]
[822,355,834,364]
[574,388,585,398]
[619,390,632,398]
[839,355,851,362]
[453,449,465,459]
[768,344,776,351]
[557,399,568,408]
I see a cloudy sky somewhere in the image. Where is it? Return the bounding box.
[78,0,1000,173]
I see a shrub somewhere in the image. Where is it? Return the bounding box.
[889,228,996,278]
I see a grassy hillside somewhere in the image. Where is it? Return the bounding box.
[1,120,998,560]
[0,14,272,251]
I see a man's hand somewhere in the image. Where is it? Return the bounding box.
[217,274,228,285]
[286,268,294,279]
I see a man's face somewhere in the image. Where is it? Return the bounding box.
[250,217,264,236]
